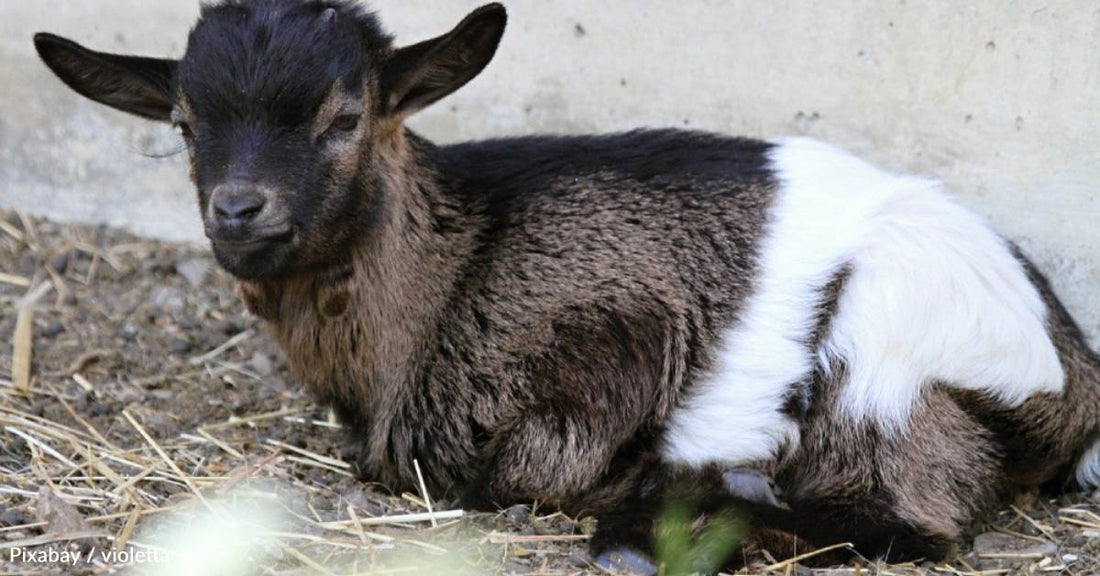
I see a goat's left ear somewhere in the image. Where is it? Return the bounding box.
[381,3,506,118]
[34,33,177,122]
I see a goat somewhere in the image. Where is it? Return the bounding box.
[34,1,1100,572]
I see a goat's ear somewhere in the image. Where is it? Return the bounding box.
[381,3,506,118]
[34,33,177,122]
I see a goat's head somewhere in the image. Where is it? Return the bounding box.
[34,1,506,279]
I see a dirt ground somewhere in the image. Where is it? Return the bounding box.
[2,209,1100,575]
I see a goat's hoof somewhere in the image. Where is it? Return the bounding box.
[594,547,658,575]
[723,468,779,506]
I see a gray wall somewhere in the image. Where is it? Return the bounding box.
[2,1,1099,344]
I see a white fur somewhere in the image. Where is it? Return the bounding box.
[1076,441,1100,488]
[662,137,1064,467]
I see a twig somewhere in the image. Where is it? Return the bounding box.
[1011,505,1056,538]
[763,542,855,572]
[189,329,254,365]
[122,409,211,510]
[0,272,31,287]
[319,509,464,528]
[265,439,350,469]
[413,459,437,528]
[12,306,33,392]
[5,426,76,467]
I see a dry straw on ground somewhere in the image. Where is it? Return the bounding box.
[1,210,1099,575]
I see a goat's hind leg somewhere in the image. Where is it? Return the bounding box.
[590,465,787,574]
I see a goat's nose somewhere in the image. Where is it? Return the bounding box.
[212,186,266,226]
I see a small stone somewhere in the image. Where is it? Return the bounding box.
[89,401,117,417]
[250,352,274,376]
[115,385,147,405]
[39,319,65,338]
[214,319,242,335]
[48,251,70,274]
[972,531,1058,558]
[139,411,179,439]
[72,392,90,412]
[1083,529,1100,538]
[176,257,212,288]
[36,486,90,535]
[148,390,175,402]
[170,337,192,354]
[567,549,592,568]
[1063,553,1079,562]
[122,324,139,341]
[150,285,186,310]
[0,508,28,527]
[504,504,529,524]
[287,432,307,448]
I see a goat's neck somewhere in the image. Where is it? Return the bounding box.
[240,129,472,406]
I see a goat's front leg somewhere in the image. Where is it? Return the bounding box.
[459,310,678,512]
[460,406,643,511]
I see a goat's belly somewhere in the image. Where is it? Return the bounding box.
[660,137,1064,468]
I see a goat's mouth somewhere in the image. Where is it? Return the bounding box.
[211,227,295,249]
[209,227,297,280]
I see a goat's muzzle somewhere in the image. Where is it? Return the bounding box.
[204,181,295,279]
[206,182,292,245]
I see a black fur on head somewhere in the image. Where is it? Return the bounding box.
[181,0,391,130]
[35,1,507,280]
[175,0,394,279]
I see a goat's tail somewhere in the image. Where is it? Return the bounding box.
[1018,251,1100,490]
[1065,334,1100,488]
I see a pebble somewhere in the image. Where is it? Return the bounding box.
[972,531,1058,559]
[0,508,28,527]
[148,390,175,402]
[72,392,90,412]
[29,401,47,417]
[504,504,530,524]
[250,352,275,376]
[39,319,65,338]
[1063,553,1079,562]
[287,433,308,448]
[170,337,192,354]
[48,251,70,274]
[214,319,243,335]
[176,257,212,288]
[122,323,139,341]
[567,550,592,568]
[149,285,186,310]
[140,411,180,439]
[89,401,118,417]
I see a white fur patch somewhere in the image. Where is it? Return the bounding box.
[662,137,1064,467]
[1076,441,1100,488]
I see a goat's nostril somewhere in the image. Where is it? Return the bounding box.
[213,192,266,223]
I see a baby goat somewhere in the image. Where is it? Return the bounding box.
[35,0,1100,572]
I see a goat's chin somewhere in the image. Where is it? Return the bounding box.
[211,240,296,281]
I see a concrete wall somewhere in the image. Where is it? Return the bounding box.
[2,1,1099,343]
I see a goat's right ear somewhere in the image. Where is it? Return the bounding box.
[34,33,177,122]
[380,3,506,118]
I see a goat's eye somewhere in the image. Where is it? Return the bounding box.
[330,114,360,133]
[176,121,195,140]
